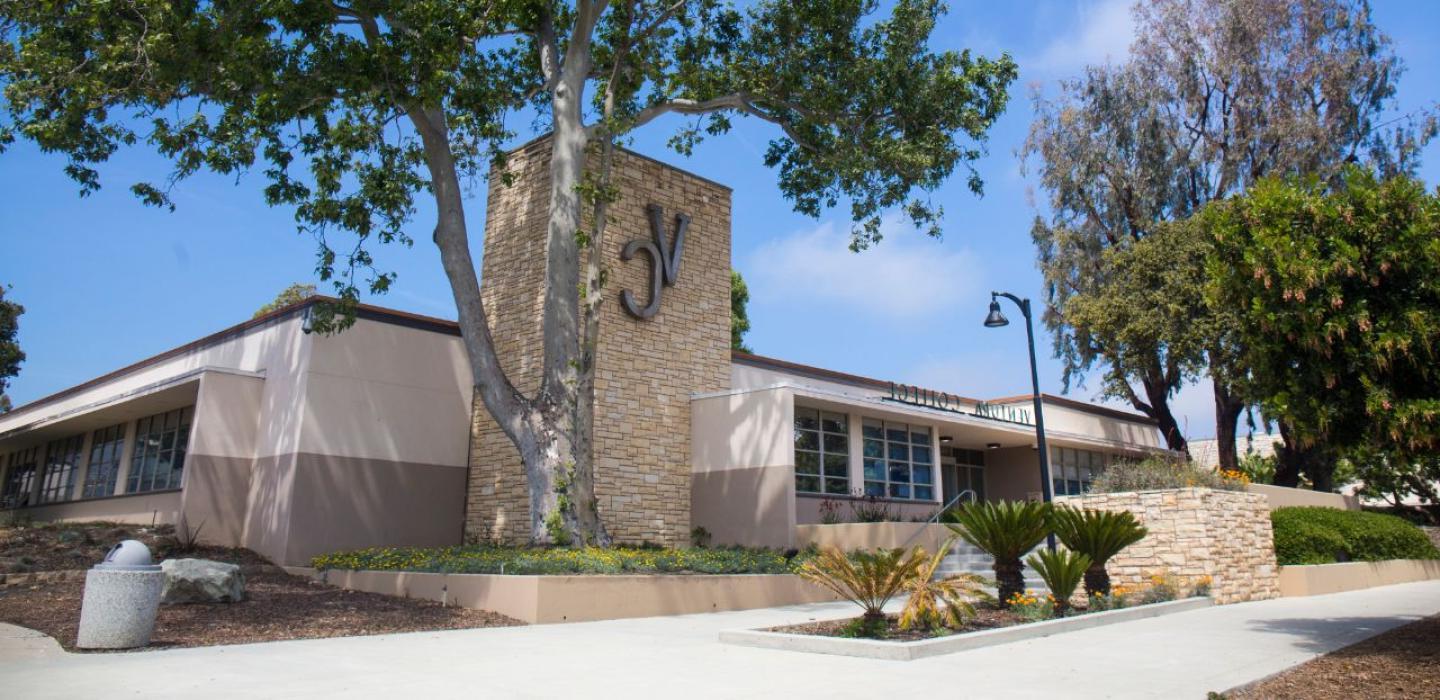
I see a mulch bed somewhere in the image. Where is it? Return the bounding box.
[1227,614,1440,699]
[770,605,1027,641]
[1,521,271,574]
[0,571,522,652]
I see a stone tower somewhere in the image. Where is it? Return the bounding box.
[466,136,733,546]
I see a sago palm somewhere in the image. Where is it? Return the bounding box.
[1025,548,1091,615]
[945,500,1051,607]
[796,547,924,626]
[1049,506,1148,597]
[899,539,993,631]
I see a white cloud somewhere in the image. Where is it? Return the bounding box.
[744,218,984,321]
[1031,0,1135,75]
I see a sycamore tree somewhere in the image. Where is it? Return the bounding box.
[0,1,1016,545]
[1204,168,1440,491]
[0,285,22,413]
[1023,0,1433,461]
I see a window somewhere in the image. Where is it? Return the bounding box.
[862,419,934,500]
[83,424,127,498]
[39,435,85,503]
[944,447,986,502]
[1,446,41,508]
[127,407,193,493]
[1051,447,1105,496]
[794,408,849,495]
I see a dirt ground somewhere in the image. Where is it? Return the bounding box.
[0,571,522,651]
[1,520,270,574]
[1227,614,1440,699]
[770,605,1026,641]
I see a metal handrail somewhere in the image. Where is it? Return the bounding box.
[898,489,976,551]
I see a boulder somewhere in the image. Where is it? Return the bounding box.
[160,559,245,604]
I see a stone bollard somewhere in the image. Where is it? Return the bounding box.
[76,540,165,650]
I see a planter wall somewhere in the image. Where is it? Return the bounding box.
[296,568,840,624]
[1278,559,1440,597]
[795,522,952,553]
[1059,488,1280,604]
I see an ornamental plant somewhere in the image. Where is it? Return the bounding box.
[898,540,992,631]
[796,547,924,637]
[1024,549,1091,616]
[945,500,1050,607]
[1049,506,1148,597]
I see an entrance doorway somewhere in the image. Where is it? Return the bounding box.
[941,445,986,505]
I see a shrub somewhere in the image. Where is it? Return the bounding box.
[899,540,992,631]
[946,500,1051,607]
[1049,506,1147,597]
[310,545,811,575]
[797,547,924,637]
[848,494,898,523]
[1270,507,1440,565]
[1138,572,1180,604]
[1025,549,1091,615]
[1090,455,1247,493]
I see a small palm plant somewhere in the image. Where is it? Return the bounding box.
[796,547,924,636]
[1025,548,1091,616]
[899,540,993,631]
[945,500,1051,607]
[1049,506,1148,597]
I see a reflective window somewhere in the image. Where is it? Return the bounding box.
[39,435,85,503]
[83,424,127,498]
[1051,447,1105,496]
[862,419,933,500]
[795,408,849,495]
[1,446,41,508]
[127,407,193,493]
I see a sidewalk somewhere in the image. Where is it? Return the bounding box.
[4,580,1438,699]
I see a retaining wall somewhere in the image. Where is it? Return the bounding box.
[1278,559,1440,597]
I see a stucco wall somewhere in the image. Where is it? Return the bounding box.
[1247,483,1361,511]
[469,137,733,546]
[1059,488,1280,604]
[8,490,181,526]
[690,389,795,548]
[795,522,953,554]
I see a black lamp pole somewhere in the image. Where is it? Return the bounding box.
[984,291,1057,551]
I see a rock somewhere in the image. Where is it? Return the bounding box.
[161,559,245,604]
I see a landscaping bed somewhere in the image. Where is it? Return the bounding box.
[1225,614,1440,699]
[311,544,812,575]
[771,605,1023,641]
[0,570,522,652]
[1,520,270,575]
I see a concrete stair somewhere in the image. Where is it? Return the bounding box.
[936,540,1049,594]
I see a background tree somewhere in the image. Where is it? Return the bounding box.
[730,270,752,353]
[1023,0,1433,462]
[1,0,1016,545]
[254,283,318,319]
[0,285,23,413]
[1204,168,1440,491]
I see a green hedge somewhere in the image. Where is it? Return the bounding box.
[1270,507,1440,565]
[310,545,812,575]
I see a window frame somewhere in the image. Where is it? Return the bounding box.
[39,434,85,504]
[83,423,127,499]
[793,407,850,495]
[1,446,41,508]
[126,407,194,494]
[861,418,935,501]
[1050,447,1105,496]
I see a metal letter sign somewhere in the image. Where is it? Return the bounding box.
[620,204,690,319]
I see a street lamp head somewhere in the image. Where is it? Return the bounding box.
[983,299,1009,328]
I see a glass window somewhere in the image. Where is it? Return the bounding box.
[795,408,848,495]
[39,435,85,504]
[863,419,934,501]
[1,446,41,508]
[1051,447,1106,496]
[127,407,193,493]
[84,424,127,498]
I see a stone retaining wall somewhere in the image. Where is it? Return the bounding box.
[1059,488,1280,604]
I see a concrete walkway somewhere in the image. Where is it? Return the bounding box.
[4,580,1438,699]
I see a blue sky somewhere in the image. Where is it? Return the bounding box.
[2,0,1437,440]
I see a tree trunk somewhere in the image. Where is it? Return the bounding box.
[1083,563,1111,598]
[1274,421,1332,490]
[1142,375,1188,454]
[994,559,1026,608]
[1213,379,1245,475]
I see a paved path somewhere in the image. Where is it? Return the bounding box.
[4,581,1438,699]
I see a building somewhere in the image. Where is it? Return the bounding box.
[1189,432,1284,470]
[0,137,1167,564]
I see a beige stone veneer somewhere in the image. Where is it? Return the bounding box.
[467,136,732,546]
[1059,488,1281,604]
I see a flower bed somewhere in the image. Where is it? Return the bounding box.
[311,545,811,575]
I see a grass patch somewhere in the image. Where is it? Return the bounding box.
[311,545,814,575]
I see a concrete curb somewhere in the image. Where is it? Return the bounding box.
[718,596,1214,661]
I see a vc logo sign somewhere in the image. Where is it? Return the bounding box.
[620,204,690,319]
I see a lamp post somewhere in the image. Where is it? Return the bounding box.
[984,291,1056,551]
